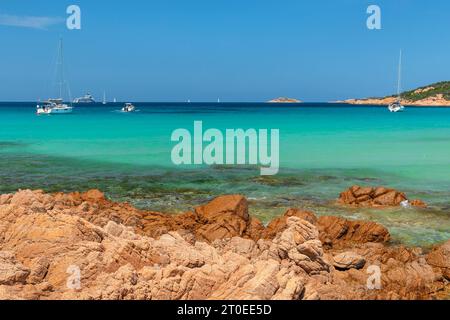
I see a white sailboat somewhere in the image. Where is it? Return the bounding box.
[388,50,405,113]
[102,91,107,105]
[37,38,73,115]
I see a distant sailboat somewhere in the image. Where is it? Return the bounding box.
[102,91,107,105]
[388,50,405,113]
[113,98,117,103]
[37,38,73,115]
[217,98,220,103]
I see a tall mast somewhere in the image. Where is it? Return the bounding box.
[57,38,64,100]
[397,49,402,101]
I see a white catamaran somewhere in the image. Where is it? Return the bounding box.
[388,50,405,113]
[37,39,73,115]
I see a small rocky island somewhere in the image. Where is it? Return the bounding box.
[268,97,302,103]
[343,81,450,106]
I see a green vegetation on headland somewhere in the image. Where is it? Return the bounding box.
[395,81,450,101]
[344,80,450,106]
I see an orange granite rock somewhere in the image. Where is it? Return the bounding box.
[0,189,447,300]
[338,185,426,208]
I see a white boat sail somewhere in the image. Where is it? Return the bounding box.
[37,39,73,115]
[388,50,405,113]
[102,91,107,105]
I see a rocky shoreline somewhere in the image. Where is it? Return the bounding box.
[342,95,450,107]
[0,188,448,300]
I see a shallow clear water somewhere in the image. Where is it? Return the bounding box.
[1,102,450,247]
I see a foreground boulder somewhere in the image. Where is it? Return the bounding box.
[263,208,317,239]
[262,209,390,248]
[193,195,264,242]
[338,185,426,208]
[332,252,366,270]
[0,194,330,300]
[426,240,450,280]
[0,189,447,300]
[317,216,390,248]
[0,190,264,243]
[0,252,30,285]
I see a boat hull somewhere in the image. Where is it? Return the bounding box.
[48,107,73,114]
[73,100,95,104]
[37,106,73,115]
[388,103,405,113]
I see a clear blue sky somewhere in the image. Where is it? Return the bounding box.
[0,0,449,102]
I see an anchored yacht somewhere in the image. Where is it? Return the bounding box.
[388,50,405,113]
[73,93,96,104]
[37,99,73,115]
[36,39,74,115]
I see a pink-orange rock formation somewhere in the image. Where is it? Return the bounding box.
[0,189,447,300]
[338,185,427,208]
[426,240,450,281]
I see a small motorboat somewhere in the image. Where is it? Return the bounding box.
[121,103,136,112]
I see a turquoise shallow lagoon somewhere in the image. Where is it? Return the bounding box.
[1,102,450,247]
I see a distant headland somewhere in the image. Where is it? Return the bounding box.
[342,81,450,106]
[268,97,302,103]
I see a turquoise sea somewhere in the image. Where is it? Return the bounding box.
[1,102,450,247]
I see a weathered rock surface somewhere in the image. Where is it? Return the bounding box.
[0,252,30,285]
[0,189,447,300]
[263,209,390,249]
[426,240,450,280]
[0,191,329,300]
[312,242,445,300]
[0,190,263,244]
[338,185,426,208]
[316,216,390,248]
[263,209,317,239]
[333,252,366,270]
